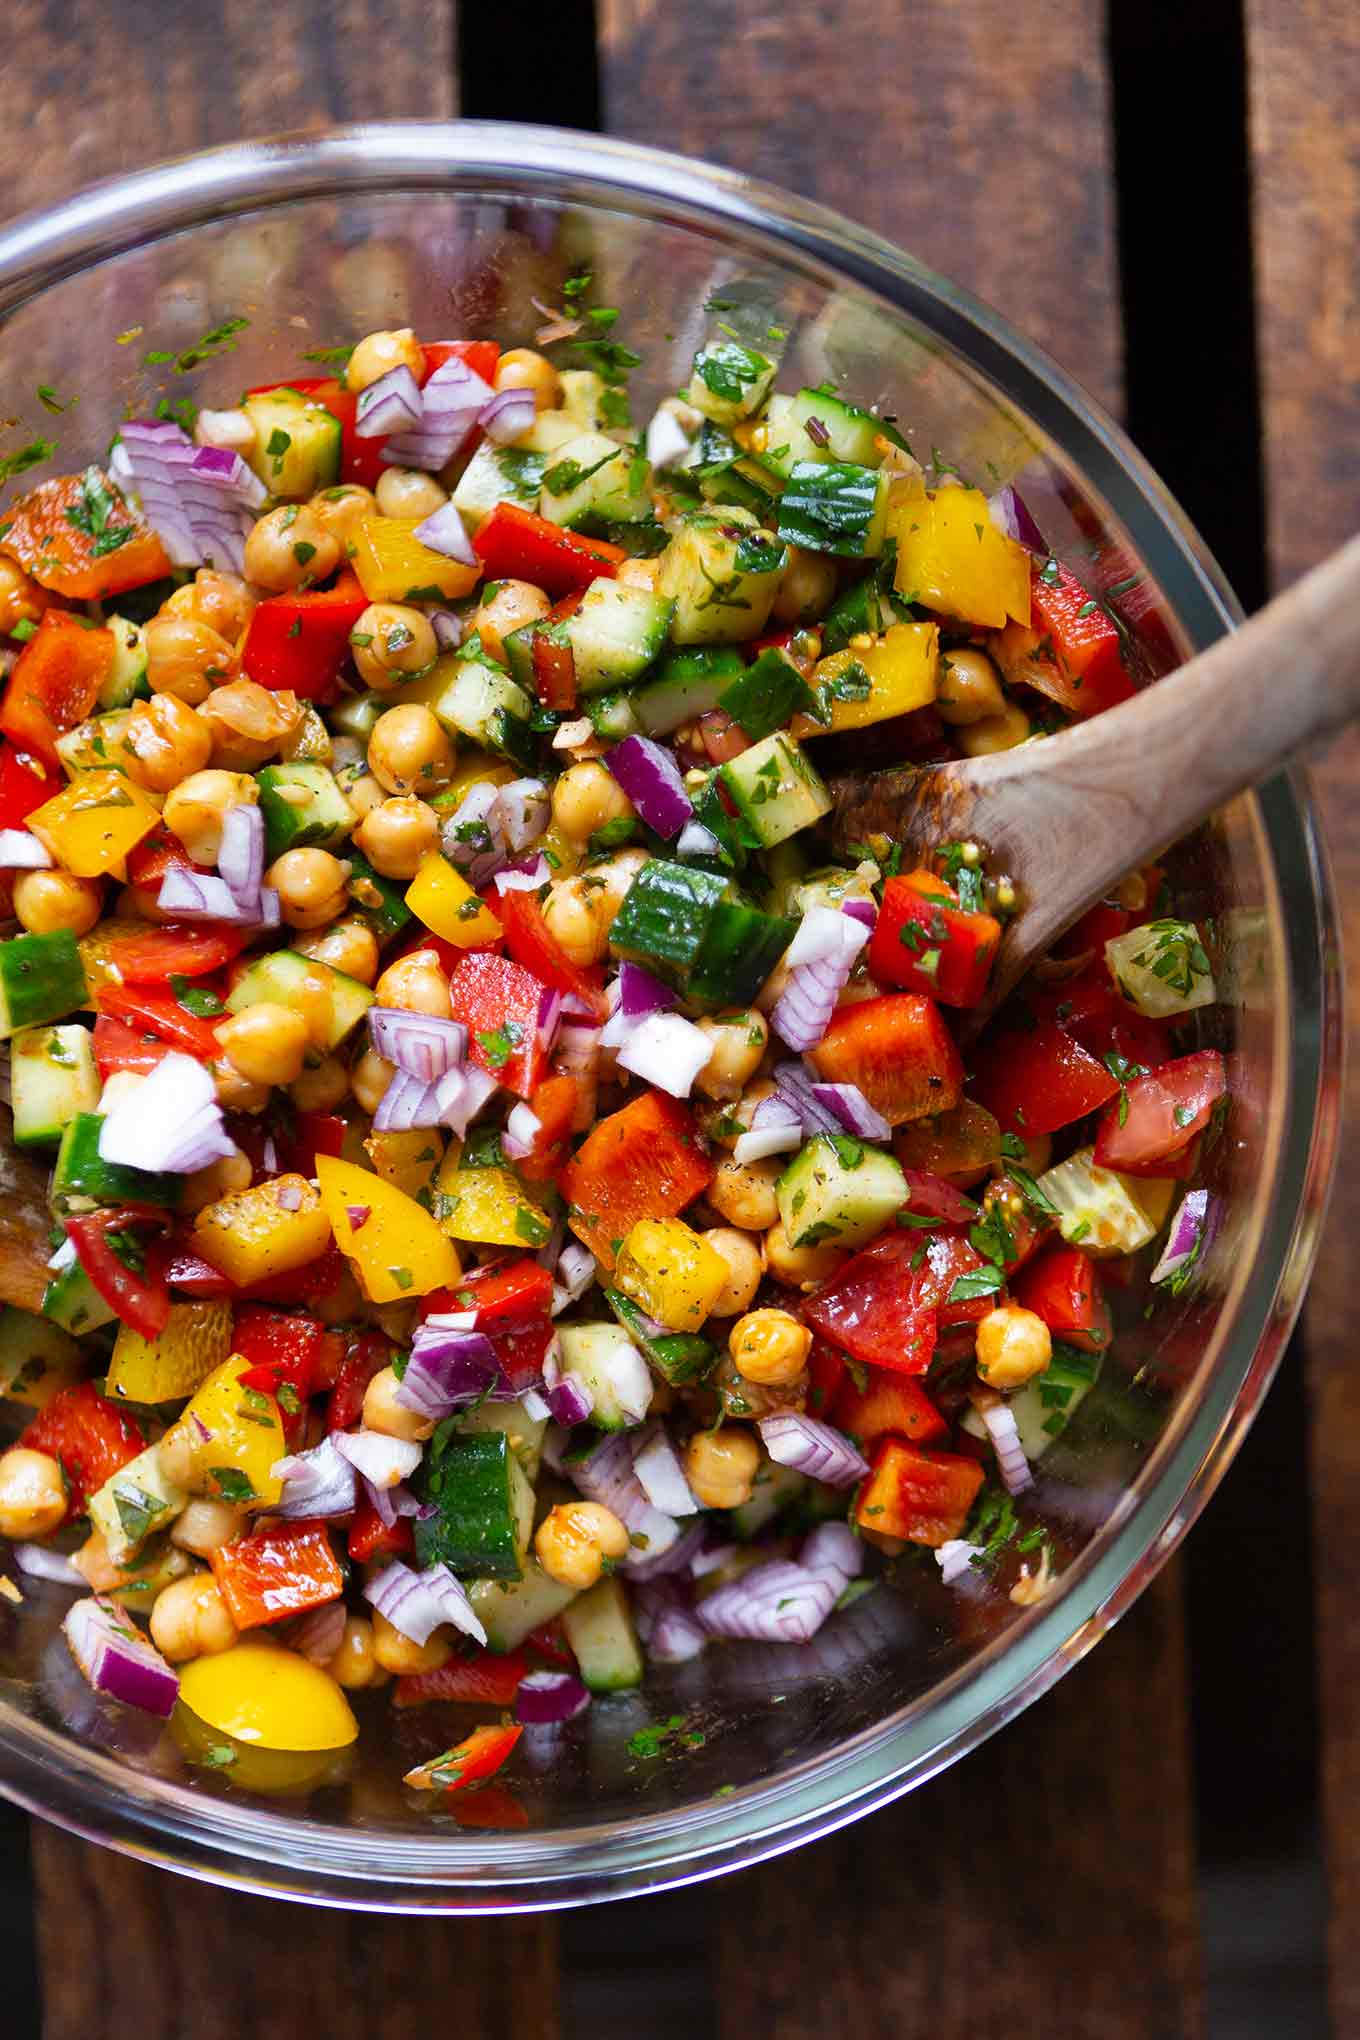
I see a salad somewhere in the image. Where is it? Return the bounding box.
[0,299,1225,1808]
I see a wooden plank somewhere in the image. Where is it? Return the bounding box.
[1244,3,1360,2028]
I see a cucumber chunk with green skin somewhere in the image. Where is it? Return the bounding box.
[631,646,745,736]
[962,1345,1104,1461]
[687,337,779,427]
[557,1322,652,1430]
[327,690,387,742]
[729,1460,809,1539]
[428,654,535,754]
[456,1401,549,1483]
[87,1442,186,1565]
[51,1113,183,1213]
[717,647,822,742]
[689,901,796,1007]
[224,949,373,1049]
[777,1134,907,1249]
[98,616,150,708]
[776,461,892,559]
[759,389,887,480]
[538,430,651,530]
[345,850,412,941]
[469,1564,580,1653]
[10,1023,99,1148]
[719,731,833,848]
[606,1288,717,1386]
[242,387,342,499]
[819,553,912,653]
[655,507,785,645]
[416,1429,533,1580]
[686,774,750,874]
[683,423,785,514]
[559,582,674,693]
[257,761,355,860]
[586,690,643,742]
[42,1247,116,1335]
[0,1306,82,1402]
[450,441,546,532]
[0,929,88,1040]
[607,859,729,971]
[561,1576,644,1693]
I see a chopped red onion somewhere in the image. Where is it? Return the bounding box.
[521,1387,552,1422]
[271,1435,359,1519]
[217,803,264,909]
[354,364,423,438]
[334,1430,423,1490]
[515,1667,591,1723]
[758,1412,868,1488]
[841,896,877,931]
[363,1474,421,1530]
[799,1521,863,1598]
[346,1204,371,1231]
[545,1376,594,1426]
[1152,1187,1216,1285]
[676,819,722,859]
[773,1060,845,1136]
[428,608,465,651]
[644,407,696,472]
[631,1423,699,1515]
[98,1051,236,1174]
[386,355,495,470]
[364,1559,486,1647]
[535,985,563,1059]
[121,421,266,576]
[414,500,477,566]
[0,830,53,869]
[978,1396,1032,1495]
[501,1101,543,1162]
[690,1539,737,1580]
[618,960,676,1019]
[556,1023,602,1078]
[635,1579,708,1661]
[275,1181,303,1212]
[13,1541,83,1586]
[986,483,1047,553]
[772,908,870,1053]
[373,1069,439,1133]
[441,782,504,886]
[119,421,209,566]
[492,777,550,853]
[437,1062,499,1137]
[936,1538,985,1587]
[479,387,537,445]
[622,1518,708,1583]
[733,1092,803,1165]
[368,1007,468,1083]
[556,1241,596,1305]
[616,1011,713,1099]
[493,854,551,894]
[395,1326,499,1421]
[809,1081,891,1141]
[698,1559,838,1644]
[606,735,693,839]
[157,865,279,929]
[292,1600,347,1664]
[536,1215,567,1274]
[571,1432,679,1564]
[63,1596,179,1717]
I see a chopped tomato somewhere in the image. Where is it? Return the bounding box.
[421,340,501,388]
[560,1089,713,1270]
[525,1619,575,1668]
[347,1501,415,1564]
[0,468,171,601]
[802,1232,938,1374]
[153,1237,237,1298]
[495,888,607,1020]
[698,708,751,764]
[409,1722,522,1794]
[21,1381,143,1520]
[427,1256,553,1325]
[232,1305,323,1440]
[892,1097,1002,1186]
[869,870,1002,1008]
[393,1649,527,1709]
[855,1437,985,1547]
[95,983,223,1060]
[1032,969,1170,1072]
[1092,1050,1226,1176]
[64,1207,171,1340]
[830,1368,948,1448]
[0,611,114,767]
[211,1520,344,1630]
[0,744,58,829]
[981,1176,1051,1273]
[472,502,624,596]
[809,994,964,1127]
[992,559,1135,719]
[531,598,580,712]
[326,1329,396,1433]
[447,950,555,1098]
[97,922,251,985]
[899,1170,981,1227]
[1012,1245,1112,1355]
[517,1072,580,1181]
[969,1018,1120,1135]
[239,1244,351,1308]
[92,1014,178,1081]
[240,571,368,699]
[488,1317,556,1395]
[805,1338,847,1419]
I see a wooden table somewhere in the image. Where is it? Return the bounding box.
[2,2,1357,2034]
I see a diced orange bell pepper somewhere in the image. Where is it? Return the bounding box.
[560,1089,713,1270]
[0,611,115,769]
[830,1367,948,1448]
[211,1520,345,1630]
[855,1438,984,1547]
[809,993,964,1127]
[0,468,171,601]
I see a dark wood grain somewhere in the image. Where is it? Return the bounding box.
[1245,2,1360,2028]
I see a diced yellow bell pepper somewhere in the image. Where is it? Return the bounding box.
[27,769,161,877]
[181,1354,288,1509]
[435,1144,552,1250]
[352,515,481,605]
[797,621,940,736]
[364,1126,447,1204]
[106,1299,234,1404]
[192,1174,332,1288]
[178,1640,357,1752]
[614,1217,731,1331]
[440,753,515,806]
[406,852,503,948]
[888,484,1031,630]
[317,1154,461,1302]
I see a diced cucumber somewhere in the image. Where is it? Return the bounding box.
[87,1443,186,1565]
[687,337,779,427]
[519,412,581,456]
[10,1023,99,1147]
[539,430,651,530]
[586,690,643,742]
[687,424,785,516]
[760,388,886,479]
[1104,919,1217,1018]
[655,507,786,645]
[0,1306,82,1405]
[963,1346,1104,1461]
[776,1135,906,1249]
[469,1562,580,1652]
[776,461,892,558]
[242,386,342,499]
[560,581,673,693]
[42,1245,116,1335]
[457,1399,550,1483]
[327,690,387,742]
[0,929,88,1040]
[1034,1146,1159,1257]
[98,616,150,708]
[719,731,833,848]
[606,1289,717,1386]
[631,646,745,736]
[559,370,610,434]
[345,850,413,941]
[224,949,373,1049]
[416,1429,534,1580]
[729,1460,808,1539]
[607,859,729,971]
[689,900,796,1007]
[717,647,821,741]
[561,1575,644,1693]
[557,1322,652,1431]
[55,709,133,779]
[450,441,547,532]
[820,560,911,653]
[51,1112,182,1213]
[257,761,355,860]
[424,653,536,762]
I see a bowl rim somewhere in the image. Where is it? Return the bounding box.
[0,119,1341,1911]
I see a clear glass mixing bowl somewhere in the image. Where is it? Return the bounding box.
[0,122,1340,1911]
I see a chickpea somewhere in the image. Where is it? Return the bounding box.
[180,1150,253,1214]
[0,556,50,634]
[353,795,439,880]
[975,1304,1053,1390]
[162,770,258,864]
[367,704,455,796]
[695,1009,768,1101]
[144,613,237,706]
[12,868,102,938]
[704,1228,764,1317]
[373,949,452,1018]
[294,915,379,986]
[363,1365,435,1443]
[471,578,550,664]
[350,603,437,689]
[936,648,1008,726]
[70,1530,129,1592]
[371,1608,452,1676]
[494,346,563,412]
[533,1501,630,1591]
[164,567,256,643]
[344,772,386,822]
[707,1154,781,1232]
[120,693,214,793]
[352,1047,397,1115]
[550,760,634,844]
[684,1426,761,1511]
[772,547,837,625]
[328,1614,385,1690]
[290,1053,350,1112]
[711,1350,805,1422]
[267,846,350,929]
[212,1063,270,1115]
[764,1219,846,1291]
[540,847,645,967]
[282,703,333,766]
[375,466,447,521]
[345,327,425,394]
[310,483,377,547]
[171,1499,243,1558]
[729,1307,811,1387]
[958,700,1032,756]
[214,1002,311,1088]
[200,680,304,771]
[149,1572,238,1663]
[243,505,341,594]
[0,1447,66,1540]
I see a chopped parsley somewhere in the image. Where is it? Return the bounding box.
[169,974,225,1018]
[64,466,137,558]
[208,1468,257,1503]
[0,438,57,485]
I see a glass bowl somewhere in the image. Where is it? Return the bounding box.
[0,122,1340,1911]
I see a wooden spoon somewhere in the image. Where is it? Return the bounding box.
[830,529,1360,1023]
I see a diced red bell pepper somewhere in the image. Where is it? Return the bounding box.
[869,870,1002,1009]
[969,1018,1120,1136]
[278,1110,347,1179]
[428,1255,554,1325]
[95,983,223,1061]
[152,1236,237,1297]
[347,1500,415,1564]
[240,570,369,700]
[899,1169,982,1227]
[239,1244,351,1308]
[64,1207,171,1339]
[495,888,606,1020]
[412,1722,522,1794]
[473,503,624,597]
[1012,1245,1112,1355]
[809,994,964,1128]
[531,596,581,712]
[0,744,58,828]
[421,340,501,388]
[0,471,171,601]
[1092,1049,1226,1176]
[699,708,751,764]
[993,559,1135,719]
[805,1337,847,1419]
[525,1618,575,1668]
[516,1072,580,1181]
[446,950,555,1098]
[211,1520,344,1630]
[97,921,251,985]
[0,611,114,768]
[326,1329,396,1433]
[560,1089,713,1270]
[92,1014,176,1081]
[393,1648,528,1709]
[488,1317,556,1396]
[231,1304,324,1440]
[830,1367,948,1448]
[21,1380,143,1520]
[448,1785,530,1830]
[854,1437,985,1547]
